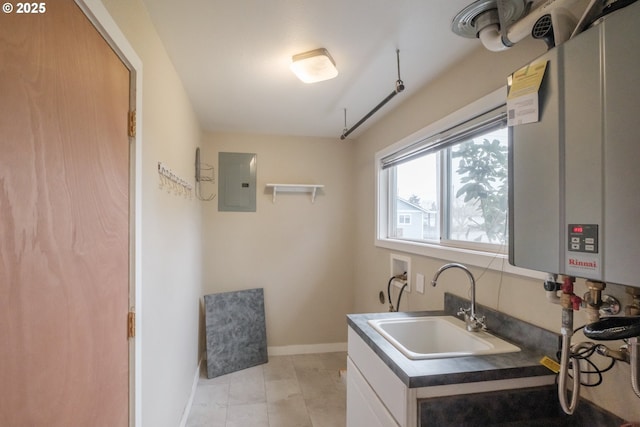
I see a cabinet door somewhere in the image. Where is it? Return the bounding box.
[347,357,400,427]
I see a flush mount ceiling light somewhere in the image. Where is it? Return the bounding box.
[290,48,338,84]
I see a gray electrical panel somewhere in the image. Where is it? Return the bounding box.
[509,2,640,287]
[218,152,257,212]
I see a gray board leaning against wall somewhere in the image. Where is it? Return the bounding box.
[204,288,268,378]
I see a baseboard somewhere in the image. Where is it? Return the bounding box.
[178,355,203,427]
[267,342,347,356]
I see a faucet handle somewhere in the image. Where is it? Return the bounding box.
[475,315,488,331]
[458,307,487,332]
[457,307,470,317]
[467,315,487,332]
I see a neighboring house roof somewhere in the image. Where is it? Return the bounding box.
[397,198,432,213]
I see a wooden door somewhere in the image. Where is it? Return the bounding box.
[0,1,131,425]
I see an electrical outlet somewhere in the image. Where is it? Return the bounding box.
[416,273,425,294]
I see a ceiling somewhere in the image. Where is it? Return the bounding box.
[141,0,481,139]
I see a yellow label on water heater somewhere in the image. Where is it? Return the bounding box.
[507,59,548,126]
[540,356,560,373]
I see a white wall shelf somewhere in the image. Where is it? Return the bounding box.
[265,184,324,203]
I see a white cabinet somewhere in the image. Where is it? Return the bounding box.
[347,327,416,427]
[347,357,399,427]
[347,325,554,427]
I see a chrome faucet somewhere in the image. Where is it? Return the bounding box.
[431,263,486,332]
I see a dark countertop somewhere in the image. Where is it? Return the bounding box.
[347,293,559,389]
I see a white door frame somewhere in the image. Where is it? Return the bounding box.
[73,1,143,426]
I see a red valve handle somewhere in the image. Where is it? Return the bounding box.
[571,294,582,311]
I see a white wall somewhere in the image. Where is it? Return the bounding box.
[201,132,355,351]
[353,37,640,422]
[99,1,203,426]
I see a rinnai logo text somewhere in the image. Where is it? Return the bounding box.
[569,258,597,269]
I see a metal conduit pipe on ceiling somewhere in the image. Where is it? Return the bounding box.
[340,49,405,140]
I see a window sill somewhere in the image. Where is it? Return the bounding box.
[375,237,546,281]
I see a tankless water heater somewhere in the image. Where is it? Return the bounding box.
[508,1,640,287]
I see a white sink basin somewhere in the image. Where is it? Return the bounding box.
[367,316,520,360]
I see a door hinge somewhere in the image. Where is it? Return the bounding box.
[128,110,137,137]
[128,311,136,338]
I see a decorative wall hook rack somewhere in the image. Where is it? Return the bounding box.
[158,161,193,199]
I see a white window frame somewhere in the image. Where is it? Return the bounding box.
[375,87,544,279]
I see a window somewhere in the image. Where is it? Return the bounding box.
[445,126,508,247]
[398,214,411,225]
[376,89,509,255]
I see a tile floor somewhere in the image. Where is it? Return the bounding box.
[186,352,348,427]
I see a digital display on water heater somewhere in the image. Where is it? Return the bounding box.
[568,224,598,253]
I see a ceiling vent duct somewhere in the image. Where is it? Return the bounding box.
[451,0,585,51]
